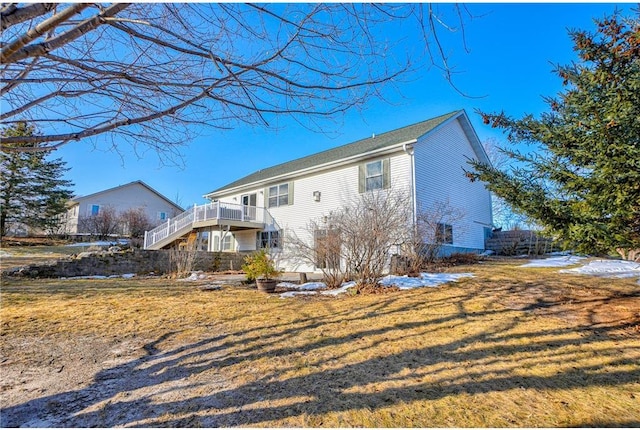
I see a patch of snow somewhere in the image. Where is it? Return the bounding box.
[321,282,356,296]
[298,281,327,290]
[520,255,586,268]
[0,249,12,257]
[381,273,474,289]
[122,273,136,279]
[277,281,326,291]
[278,273,473,299]
[279,291,318,299]
[65,239,129,247]
[180,271,207,281]
[559,259,640,279]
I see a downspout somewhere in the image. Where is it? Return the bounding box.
[403,143,417,226]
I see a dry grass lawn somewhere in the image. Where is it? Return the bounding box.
[1,258,639,427]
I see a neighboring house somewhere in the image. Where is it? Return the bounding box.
[65,180,183,235]
[144,110,493,272]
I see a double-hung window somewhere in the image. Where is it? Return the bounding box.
[90,204,100,216]
[365,160,383,191]
[267,182,293,208]
[359,158,390,193]
[222,235,233,251]
[214,234,234,251]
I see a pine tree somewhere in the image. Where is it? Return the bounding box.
[1,122,74,236]
[467,12,640,259]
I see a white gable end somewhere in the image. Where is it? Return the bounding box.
[414,117,493,250]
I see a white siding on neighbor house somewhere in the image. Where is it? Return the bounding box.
[209,152,412,271]
[68,182,182,234]
[413,117,492,251]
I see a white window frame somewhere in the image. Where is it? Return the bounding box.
[365,160,384,192]
[214,234,234,252]
[268,183,289,208]
[222,234,233,251]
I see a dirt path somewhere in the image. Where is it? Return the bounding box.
[1,332,232,427]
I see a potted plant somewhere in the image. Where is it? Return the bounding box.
[242,249,282,293]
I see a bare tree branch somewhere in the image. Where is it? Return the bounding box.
[0,2,55,32]
[0,3,89,62]
[1,3,474,160]
[2,3,130,64]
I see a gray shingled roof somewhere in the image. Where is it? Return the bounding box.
[206,110,461,196]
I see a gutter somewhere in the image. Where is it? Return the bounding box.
[204,138,419,200]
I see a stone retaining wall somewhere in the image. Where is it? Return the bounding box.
[1,249,250,279]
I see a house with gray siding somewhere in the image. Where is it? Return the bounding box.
[65,180,183,235]
[144,110,493,272]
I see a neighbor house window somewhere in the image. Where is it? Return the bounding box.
[257,230,281,249]
[90,204,100,216]
[267,182,293,208]
[436,223,453,244]
[158,212,167,221]
[359,158,390,193]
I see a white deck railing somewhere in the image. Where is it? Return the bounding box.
[144,201,275,249]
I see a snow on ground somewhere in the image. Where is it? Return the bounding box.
[381,273,474,289]
[277,273,473,299]
[559,259,640,279]
[277,282,326,291]
[180,272,208,281]
[65,239,129,247]
[520,255,586,268]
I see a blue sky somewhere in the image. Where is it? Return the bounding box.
[56,3,633,208]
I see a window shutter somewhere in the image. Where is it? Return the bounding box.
[263,187,269,207]
[383,158,390,189]
[288,181,294,205]
[358,164,365,193]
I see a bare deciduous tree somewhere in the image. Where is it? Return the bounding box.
[168,240,199,279]
[332,190,413,290]
[287,222,346,289]
[78,206,119,239]
[1,3,473,161]
[119,207,153,239]
[403,200,467,272]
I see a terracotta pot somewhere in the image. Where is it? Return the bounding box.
[256,279,277,293]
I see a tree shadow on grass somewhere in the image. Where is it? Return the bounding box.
[2,280,639,427]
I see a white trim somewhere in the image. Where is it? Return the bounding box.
[204,139,417,200]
